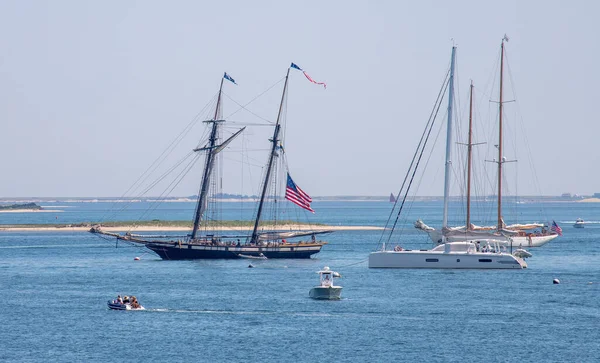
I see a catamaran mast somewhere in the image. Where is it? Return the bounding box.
[190,77,225,240]
[466,81,474,230]
[497,38,506,231]
[250,67,291,243]
[442,46,457,229]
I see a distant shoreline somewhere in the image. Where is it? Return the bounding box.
[0,224,383,232]
[0,209,63,213]
[1,196,598,203]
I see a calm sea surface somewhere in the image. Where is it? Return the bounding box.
[1,201,599,362]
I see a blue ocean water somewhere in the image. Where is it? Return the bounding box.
[1,201,599,362]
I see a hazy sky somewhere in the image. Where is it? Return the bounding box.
[0,0,598,197]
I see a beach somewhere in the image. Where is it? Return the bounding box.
[578,198,600,203]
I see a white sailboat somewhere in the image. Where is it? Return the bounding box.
[414,37,558,248]
[369,46,528,269]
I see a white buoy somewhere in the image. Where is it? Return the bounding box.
[553,278,560,284]
[134,257,140,261]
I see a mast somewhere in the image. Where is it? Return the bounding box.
[442,46,457,229]
[466,81,474,230]
[497,38,506,231]
[190,77,225,240]
[250,67,291,243]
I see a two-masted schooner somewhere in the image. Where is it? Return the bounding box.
[414,37,559,248]
[91,67,330,259]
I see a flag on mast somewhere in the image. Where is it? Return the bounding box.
[285,173,314,213]
[223,72,237,85]
[290,63,326,89]
[551,220,562,236]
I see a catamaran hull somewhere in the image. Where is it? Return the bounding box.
[368,251,526,269]
[145,243,323,260]
[425,230,558,247]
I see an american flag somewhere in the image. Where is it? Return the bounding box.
[551,220,563,236]
[285,173,314,213]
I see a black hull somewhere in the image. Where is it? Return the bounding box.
[145,243,323,260]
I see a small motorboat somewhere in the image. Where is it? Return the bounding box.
[237,253,268,260]
[107,295,145,311]
[309,266,342,300]
[574,218,585,228]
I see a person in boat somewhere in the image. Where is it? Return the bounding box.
[117,295,123,304]
[123,296,130,303]
[311,234,316,243]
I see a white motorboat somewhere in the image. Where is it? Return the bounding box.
[574,218,585,228]
[107,296,145,310]
[369,240,529,269]
[309,267,342,300]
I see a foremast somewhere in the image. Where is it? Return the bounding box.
[250,67,291,244]
[442,46,457,229]
[190,74,244,240]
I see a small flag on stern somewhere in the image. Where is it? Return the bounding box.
[224,72,237,85]
[551,220,563,236]
[290,62,326,89]
[285,173,314,213]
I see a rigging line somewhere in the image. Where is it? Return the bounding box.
[378,67,450,244]
[336,259,368,268]
[224,122,275,127]
[123,94,215,196]
[504,53,546,217]
[222,92,274,124]
[223,156,267,169]
[222,77,286,122]
[99,94,218,221]
[383,69,450,231]
[135,153,201,227]
[136,151,197,198]
[385,76,449,247]
[103,151,196,222]
[103,151,197,222]
[383,87,447,243]
[398,107,447,237]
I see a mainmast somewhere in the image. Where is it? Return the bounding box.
[497,38,506,231]
[442,46,457,229]
[250,67,291,243]
[190,77,225,240]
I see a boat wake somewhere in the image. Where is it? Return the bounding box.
[144,308,335,317]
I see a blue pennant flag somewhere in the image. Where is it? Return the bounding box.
[290,63,303,71]
[223,72,237,85]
